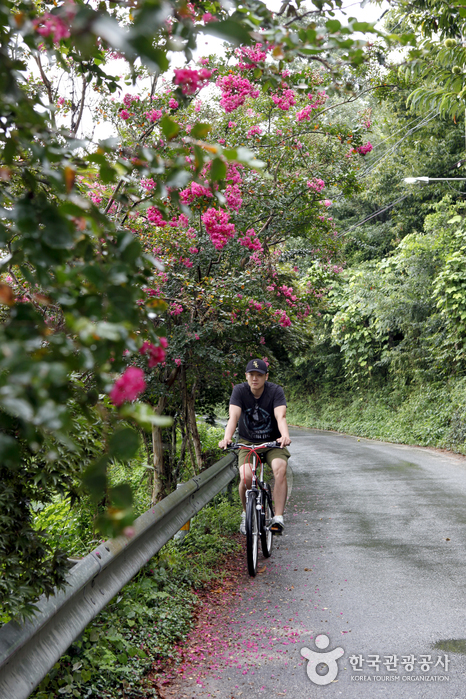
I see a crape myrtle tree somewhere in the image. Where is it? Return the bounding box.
[0,0,412,616]
[93,47,375,499]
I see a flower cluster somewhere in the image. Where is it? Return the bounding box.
[139,338,168,367]
[217,75,260,113]
[170,303,183,316]
[147,207,167,227]
[201,208,236,250]
[238,229,263,252]
[274,310,292,328]
[123,94,140,107]
[120,110,130,120]
[180,181,212,204]
[235,44,267,70]
[141,178,156,191]
[247,125,262,138]
[307,178,325,192]
[145,109,162,122]
[271,89,296,111]
[33,13,71,42]
[110,367,146,406]
[226,163,244,184]
[357,142,373,155]
[225,184,243,211]
[168,98,179,110]
[173,68,213,95]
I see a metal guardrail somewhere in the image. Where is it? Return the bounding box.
[0,452,238,699]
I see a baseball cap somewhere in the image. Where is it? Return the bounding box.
[245,359,268,375]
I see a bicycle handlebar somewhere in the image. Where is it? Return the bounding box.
[226,440,281,450]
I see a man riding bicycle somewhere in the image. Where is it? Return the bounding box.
[219,359,291,535]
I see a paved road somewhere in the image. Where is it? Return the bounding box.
[175,428,466,698]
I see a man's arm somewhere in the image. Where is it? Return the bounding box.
[274,405,291,447]
[218,404,242,449]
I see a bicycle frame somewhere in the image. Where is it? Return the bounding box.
[227,441,278,575]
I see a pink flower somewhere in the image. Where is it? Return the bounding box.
[173,68,212,95]
[238,228,262,252]
[260,336,265,344]
[174,358,182,366]
[139,340,167,367]
[141,178,156,191]
[201,208,236,249]
[323,199,332,207]
[120,109,130,120]
[216,74,260,113]
[170,303,183,316]
[226,163,243,185]
[168,98,179,110]
[189,246,199,254]
[247,125,262,139]
[228,121,237,128]
[33,12,71,42]
[271,89,296,111]
[235,44,267,70]
[357,141,373,155]
[180,181,212,204]
[146,109,162,122]
[147,206,167,227]
[296,105,312,122]
[218,138,226,144]
[307,178,325,192]
[109,367,146,406]
[225,183,242,211]
[56,97,65,107]
[202,12,216,23]
[123,94,140,107]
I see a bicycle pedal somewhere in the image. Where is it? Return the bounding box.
[270,524,284,535]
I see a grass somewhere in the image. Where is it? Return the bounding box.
[286,377,466,454]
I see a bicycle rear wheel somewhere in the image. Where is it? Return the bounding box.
[246,493,259,576]
[260,483,273,558]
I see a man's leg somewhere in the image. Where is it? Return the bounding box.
[238,462,253,511]
[270,457,288,516]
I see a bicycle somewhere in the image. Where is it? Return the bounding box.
[227,441,280,577]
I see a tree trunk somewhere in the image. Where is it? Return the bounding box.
[181,367,203,473]
[151,396,167,503]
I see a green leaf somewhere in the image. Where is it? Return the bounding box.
[0,433,20,468]
[202,19,252,46]
[190,123,212,139]
[108,427,140,460]
[120,402,173,431]
[325,19,341,32]
[110,483,133,509]
[83,455,108,501]
[161,115,180,140]
[210,157,227,181]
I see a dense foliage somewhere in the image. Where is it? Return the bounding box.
[1,0,399,616]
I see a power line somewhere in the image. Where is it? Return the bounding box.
[359,110,440,180]
[337,193,410,238]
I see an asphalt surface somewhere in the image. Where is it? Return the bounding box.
[175,428,466,698]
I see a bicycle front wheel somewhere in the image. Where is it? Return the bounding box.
[246,493,259,577]
[261,483,273,558]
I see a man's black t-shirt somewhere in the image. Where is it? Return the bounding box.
[230,382,287,443]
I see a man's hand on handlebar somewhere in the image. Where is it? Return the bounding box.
[277,435,291,447]
[218,437,232,450]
